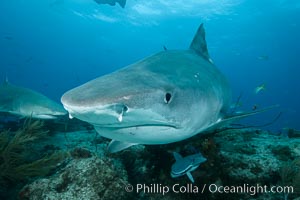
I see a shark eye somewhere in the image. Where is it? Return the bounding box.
[164,93,172,104]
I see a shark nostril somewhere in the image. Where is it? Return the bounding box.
[118,104,129,122]
[111,104,128,114]
[123,105,128,113]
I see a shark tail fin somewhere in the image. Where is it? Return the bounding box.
[117,0,126,8]
[189,23,212,63]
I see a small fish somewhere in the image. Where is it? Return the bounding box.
[252,104,258,110]
[4,36,13,40]
[254,84,266,94]
[257,55,269,60]
[171,152,207,183]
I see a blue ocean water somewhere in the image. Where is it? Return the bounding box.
[0,0,299,131]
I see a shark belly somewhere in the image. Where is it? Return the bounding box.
[94,125,198,144]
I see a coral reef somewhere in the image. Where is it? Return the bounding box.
[280,157,300,198]
[115,128,300,200]
[0,119,68,199]
[20,156,132,200]
[282,128,300,138]
[214,129,300,184]
[13,123,300,200]
[70,147,92,159]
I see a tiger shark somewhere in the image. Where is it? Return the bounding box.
[61,24,265,153]
[0,80,67,119]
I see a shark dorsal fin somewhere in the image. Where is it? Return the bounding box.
[173,152,183,161]
[118,0,126,8]
[189,23,211,62]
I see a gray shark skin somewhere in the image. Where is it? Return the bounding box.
[94,0,126,8]
[0,81,67,119]
[61,24,232,152]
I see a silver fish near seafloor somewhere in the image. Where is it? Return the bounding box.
[94,0,126,8]
[171,152,207,183]
[61,23,264,153]
[0,80,67,119]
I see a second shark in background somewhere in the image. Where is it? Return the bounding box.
[0,80,66,119]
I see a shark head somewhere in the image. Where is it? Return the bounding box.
[61,24,231,151]
[17,98,67,119]
[0,81,67,119]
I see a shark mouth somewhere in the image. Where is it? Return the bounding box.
[63,103,180,129]
[92,122,179,129]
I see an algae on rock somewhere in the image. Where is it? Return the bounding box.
[20,156,132,200]
[0,119,68,186]
[280,157,300,194]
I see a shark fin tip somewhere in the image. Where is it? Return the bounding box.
[186,172,195,183]
[173,152,183,161]
[108,140,136,153]
[189,23,211,62]
[118,0,126,8]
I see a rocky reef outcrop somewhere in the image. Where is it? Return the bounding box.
[20,156,131,200]
[15,123,300,200]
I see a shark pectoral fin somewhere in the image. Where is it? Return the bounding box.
[186,172,195,183]
[107,140,137,153]
[34,114,57,119]
[173,152,183,161]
